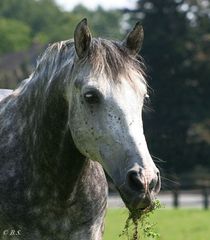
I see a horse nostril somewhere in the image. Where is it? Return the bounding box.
[149,172,161,193]
[127,170,144,192]
[149,178,157,191]
[155,171,161,193]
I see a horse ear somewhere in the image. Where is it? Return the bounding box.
[122,22,144,56]
[74,18,92,59]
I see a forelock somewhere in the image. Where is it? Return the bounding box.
[86,38,147,85]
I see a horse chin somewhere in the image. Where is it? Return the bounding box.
[117,187,154,213]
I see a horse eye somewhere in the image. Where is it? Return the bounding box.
[84,90,100,104]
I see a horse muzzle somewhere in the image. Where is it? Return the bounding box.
[118,168,161,211]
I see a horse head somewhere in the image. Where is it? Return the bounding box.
[67,19,161,211]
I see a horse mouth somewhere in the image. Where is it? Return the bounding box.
[127,194,153,212]
[117,187,154,212]
[130,193,153,211]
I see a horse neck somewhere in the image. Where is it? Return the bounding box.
[16,75,86,202]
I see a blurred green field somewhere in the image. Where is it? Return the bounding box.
[104,208,210,240]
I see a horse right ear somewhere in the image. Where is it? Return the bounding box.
[74,18,92,59]
[122,22,144,56]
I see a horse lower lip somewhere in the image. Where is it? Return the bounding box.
[117,185,153,210]
[131,198,151,210]
[124,192,152,211]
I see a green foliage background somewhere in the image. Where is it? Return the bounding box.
[0,18,31,54]
[0,0,123,53]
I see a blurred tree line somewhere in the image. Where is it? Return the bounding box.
[125,0,210,177]
[0,0,209,177]
[0,0,123,55]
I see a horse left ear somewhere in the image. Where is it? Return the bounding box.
[122,22,144,56]
[74,18,92,59]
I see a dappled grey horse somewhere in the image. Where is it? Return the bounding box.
[0,19,160,240]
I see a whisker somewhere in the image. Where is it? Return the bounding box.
[143,105,154,113]
[151,154,166,163]
[161,176,179,185]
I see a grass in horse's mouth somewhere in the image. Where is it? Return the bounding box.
[120,200,161,240]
